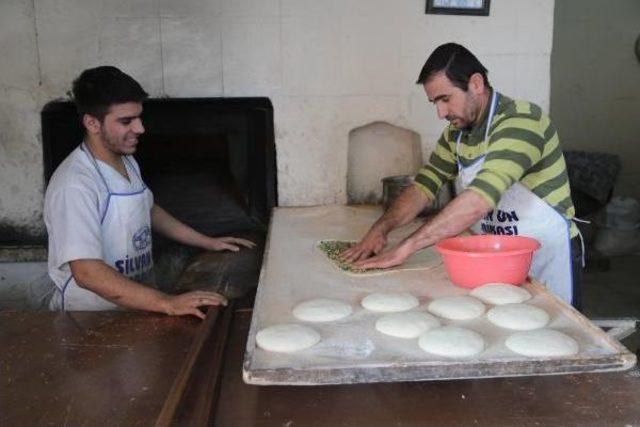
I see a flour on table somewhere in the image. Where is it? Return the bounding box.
[427,296,485,320]
[256,324,321,353]
[470,283,531,305]
[361,292,419,313]
[418,326,485,358]
[505,329,579,357]
[375,311,440,339]
[487,303,550,330]
[292,298,353,322]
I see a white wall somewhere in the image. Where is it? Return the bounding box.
[0,0,555,239]
[550,0,640,201]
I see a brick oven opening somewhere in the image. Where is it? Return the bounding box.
[41,98,277,292]
[42,98,277,232]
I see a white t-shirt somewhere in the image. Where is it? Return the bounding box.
[44,145,153,305]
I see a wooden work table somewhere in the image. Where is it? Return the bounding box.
[2,308,640,426]
[1,217,638,425]
[1,310,202,425]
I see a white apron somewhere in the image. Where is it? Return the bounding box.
[454,92,574,304]
[50,144,154,311]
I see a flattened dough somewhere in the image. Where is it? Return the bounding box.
[292,298,353,322]
[256,324,321,353]
[506,329,579,357]
[375,311,440,338]
[470,283,531,305]
[427,296,485,320]
[361,292,419,313]
[487,303,550,330]
[317,240,442,276]
[418,326,485,357]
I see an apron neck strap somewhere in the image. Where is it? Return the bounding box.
[81,142,145,192]
[456,90,500,164]
[82,142,112,191]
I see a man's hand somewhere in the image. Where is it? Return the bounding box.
[202,236,256,252]
[351,241,415,270]
[162,290,228,320]
[70,259,229,318]
[151,205,256,252]
[341,185,431,263]
[340,228,388,263]
[351,189,493,270]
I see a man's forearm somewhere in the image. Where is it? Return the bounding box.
[341,184,434,264]
[403,189,492,252]
[151,204,210,248]
[373,184,432,234]
[70,259,170,313]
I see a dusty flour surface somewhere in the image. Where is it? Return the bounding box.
[245,205,623,375]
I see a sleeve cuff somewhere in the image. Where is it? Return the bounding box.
[54,250,103,271]
[412,181,436,200]
[467,186,498,208]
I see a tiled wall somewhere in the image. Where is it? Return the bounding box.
[0,0,555,238]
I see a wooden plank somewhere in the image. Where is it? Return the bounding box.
[159,232,263,425]
[155,306,223,427]
[173,302,236,426]
[0,311,199,426]
[243,205,637,385]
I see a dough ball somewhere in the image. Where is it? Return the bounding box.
[292,298,353,322]
[256,324,321,353]
[487,303,550,330]
[470,283,532,305]
[427,296,485,320]
[375,311,440,339]
[418,326,485,358]
[361,292,419,313]
[505,329,579,357]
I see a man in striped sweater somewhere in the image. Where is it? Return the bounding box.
[343,43,582,308]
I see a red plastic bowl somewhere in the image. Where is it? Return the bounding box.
[435,235,541,288]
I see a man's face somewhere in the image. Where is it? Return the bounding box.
[423,72,482,130]
[97,102,145,155]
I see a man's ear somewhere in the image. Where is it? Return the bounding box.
[467,72,486,95]
[82,114,102,135]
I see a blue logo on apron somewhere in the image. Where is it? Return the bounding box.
[133,225,152,251]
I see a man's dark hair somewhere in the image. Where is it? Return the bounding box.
[416,43,490,91]
[72,66,148,122]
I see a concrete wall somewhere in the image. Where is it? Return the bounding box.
[0,0,555,241]
[550,0,640,200]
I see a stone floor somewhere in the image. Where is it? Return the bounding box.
[2,254,639,351]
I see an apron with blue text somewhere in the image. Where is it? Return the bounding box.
[453,92,574,304]
[50,144,155,311]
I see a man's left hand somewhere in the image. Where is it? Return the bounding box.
[204,236,256,252]
[352,242,414,270]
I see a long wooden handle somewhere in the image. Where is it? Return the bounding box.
[155,304,225,427]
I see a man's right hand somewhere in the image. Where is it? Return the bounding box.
[340,228,388,263]
[162,290,228,320]
[340,185,431,264]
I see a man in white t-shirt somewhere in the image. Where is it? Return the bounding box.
[43,66,255,319]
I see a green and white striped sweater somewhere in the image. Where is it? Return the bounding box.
[415,91,578,238]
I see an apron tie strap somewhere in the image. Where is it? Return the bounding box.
[571,217,589,268]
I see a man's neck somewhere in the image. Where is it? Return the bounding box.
[85,135,127,177]
[470,88,493,130]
